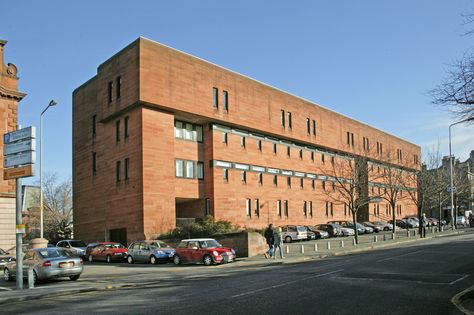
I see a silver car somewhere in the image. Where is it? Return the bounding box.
[56,240,88,258]
[0,248,14,270]
[3,248,83,283]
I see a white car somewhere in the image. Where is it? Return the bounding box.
[372,221,393,231]
[340,227,355,236]
[456,216,467,226]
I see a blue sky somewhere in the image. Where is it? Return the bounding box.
[2,1,473,184]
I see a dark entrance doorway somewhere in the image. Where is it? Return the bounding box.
[110,228,127,246]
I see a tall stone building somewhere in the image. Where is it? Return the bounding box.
[73,37,420,245]
[0,40,25,250]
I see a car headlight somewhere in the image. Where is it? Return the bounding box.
[231,249,236,255]
[212,251,219,256]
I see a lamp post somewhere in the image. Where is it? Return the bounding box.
[448,116,474,230]
[40,100,57,239]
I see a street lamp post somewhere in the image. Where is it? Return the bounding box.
[39,100,57,239]
[448,117,474,230]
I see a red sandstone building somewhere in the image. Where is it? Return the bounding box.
[0,40,24,250]
[73,37,420,245]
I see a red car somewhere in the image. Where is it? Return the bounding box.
[87,242,128,263]
[173,238,235,266]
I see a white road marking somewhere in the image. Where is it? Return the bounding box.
[230,269,344,298]
[450,275,469,286]
[0,287,12,291]
[376,250,424,263]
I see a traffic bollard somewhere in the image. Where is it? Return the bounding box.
[286,246,289,254]
[374,235,378,243]
[340,240,344,248]
[406,229,410,237]
[314,243,318,252]
[327,242,331,250]
[352,238,357,246]
[383,234,387,241]
[392,233,395,240]
[301,244,304,254]
[28,268,34,289]
[413,230,416,237]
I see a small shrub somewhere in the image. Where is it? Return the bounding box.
[158,216,236,240]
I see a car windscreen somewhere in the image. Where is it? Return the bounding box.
[296,226,306,232]
[0,248,6,255]
[38,249,64,259]
[149,241,169,249]
[200,240,221,248]
[69,241,87,247]
[104,244,125,249]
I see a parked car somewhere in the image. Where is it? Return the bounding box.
[372,221,393,231]
[404,217,419,228]
[3,247,83,284]
[0,248,14,270]
[305,226,330,239]
[173,239,235,266]
[331,221,367,234]
[362,222,381,233]
[456,216,467,226]
[339,226,355,236]
[281,225,308,243]
[56,240,88,258]
[127,240,175,264]
[88,242,128,263]
[314,224,341,237]
[390,219,409,229]
[85,243,99,259]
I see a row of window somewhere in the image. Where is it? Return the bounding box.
[116,116,129,142]
[92,153,130,182]
[108,76,122,103]
[174,120,203,142]
[213,87,229,111]
[306,118,317,136]
[175,159,204,179]
[372,204,403,216]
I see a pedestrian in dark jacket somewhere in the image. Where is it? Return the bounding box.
[421,213,427,238]
[264,224,274,259]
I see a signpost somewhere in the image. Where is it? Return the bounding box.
[3,126,36,290]
[447,186,457,193]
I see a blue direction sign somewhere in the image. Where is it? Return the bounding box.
[4,139,35,156]
[3,126,36,144]
[4,151,36,168]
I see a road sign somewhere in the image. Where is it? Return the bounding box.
[4,151,35,168]
[3,164,35,180]
[448,186,457,193]
[3,139,35,156]
[3,126,36,144]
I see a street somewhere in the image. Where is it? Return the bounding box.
[1,232,473,314]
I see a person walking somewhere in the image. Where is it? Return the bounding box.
[421,213,427,238]
[264,224,274,259]
[272,227,284,259]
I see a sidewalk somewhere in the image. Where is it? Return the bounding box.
[0,227,470,305]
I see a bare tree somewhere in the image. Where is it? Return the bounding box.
[40,173,73,242]
[318,153,379,244]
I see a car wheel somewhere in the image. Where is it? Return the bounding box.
[127,255,134,264]
[88,255,93,263]
[3,268,12,282]
[173,254,181,265]
[384,227,389,231]
[33,271,39,285]
[106,255,112,263]
[284,236,292,243]
[203,255,213,266]
[150,255,157,265]
[69,275,80,281]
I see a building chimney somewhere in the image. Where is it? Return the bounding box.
[0,40,6,73]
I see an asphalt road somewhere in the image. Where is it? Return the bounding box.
[2,232,473,315]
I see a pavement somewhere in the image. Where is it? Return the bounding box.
[0,226,472,312]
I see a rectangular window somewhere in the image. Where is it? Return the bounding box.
[124,158,130,180]
[322,181,326,190]
[242,171,247,183]
[254,199,260,217]
[257,140,262,151]
[246,199,251,217]
[347,132,350,145]
[196,125,203,142]
[273,175,278,186]
[205,198,211,216]
[299,149,303,160]
[124,116,129,139]
[185,160,194,179]
[116,161,121,182]
[312,120,316,135]
[306,118,310,134]
[325,201,329,217]
[92,115,97,136]
[303,201,307,217]
[184,123,193,140]
[351,133,354,146]
[222,132,227,144]
[116,120,120,142]
[331,203,334,217]
[175,160,184,177]
[281,110,285,127]
[116,76,121,99]
[288,112,292,129]
[92,152,97,175]
[223,90,228,111]
[366,137,369,151]
[197,162,204,180]
[241,136,246,148]
[108,81,113,103]
[223,169,228,181]
[311,151,314,161]
[322,154,325,163]
[277,200,282,217]
[309,201,313,218]
[213,87,218,109]
[287,176,291,188]
[312,179,315,189]
[174,120,203,142]
[287,146,290,157]
[273,143,277,154]
[284,200,289,217]
[175,121,183,138]
[344,203,347,216]
[258,173,263,185]
[300,178,304,188]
